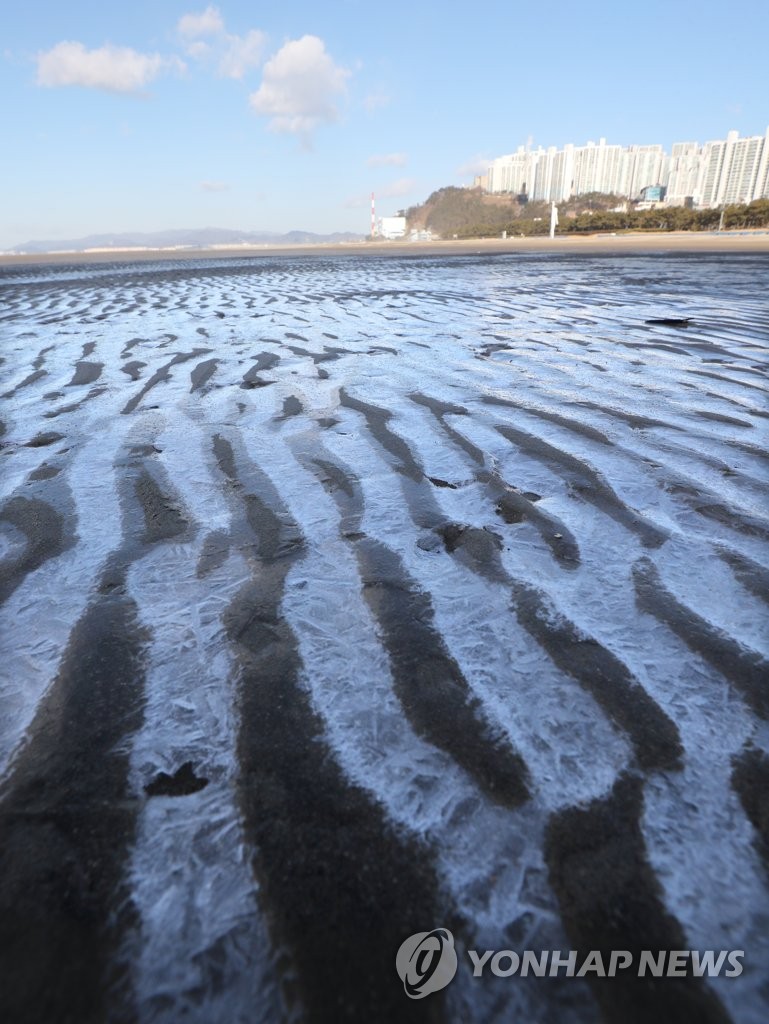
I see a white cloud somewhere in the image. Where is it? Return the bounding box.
[367,152,407,168]
[180,7,264,78]
[249,35,349,141]
[179,7,264,80]
[200,180,229,192]
[178,5,224,38]
[186,40,210,59]
[36,42,182,93]
[218,30,265,79]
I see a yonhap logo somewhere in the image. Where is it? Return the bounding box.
[395,930,746,999]
[396,929,458,999]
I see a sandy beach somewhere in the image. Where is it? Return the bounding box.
[1,248,768,1023]
[2,229,769,267]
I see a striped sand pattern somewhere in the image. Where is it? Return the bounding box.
[1,251,768,1023]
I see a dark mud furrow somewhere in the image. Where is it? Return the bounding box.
[409,392,487,465]
[633,557,769,718]
[564,398,688,433]
[694,407,755,429]
[277,395,303,419]
[189,357,218,392]
[339,388,459,534]
[0,450,194,1024]
[0,588,146,1024]
[664,479,769,542]
[121,348,211,414]
[0,495,74,607]
[545,774,731,1024]
[66,360,103,387]
[484,391,769,516]
[439,523,682,774]
[688,367,769,394]
[43,384,108,420]
[731,746,769,878]
[510,580,683,773]
[410,393,581,567]
[1,345,54,398]
[303,448,532,808]
[195,528,230,577]
[357,537,531,808]
[716,547,769,606]
[1,368,46,398]
[340,388,424,482]
[495,422,669,548]
[134,469,190,543]
[23,430,64,447]
[213,436,449,1023]
[484,394,614,447]
[494,488,581,567]
[241,351,280,389]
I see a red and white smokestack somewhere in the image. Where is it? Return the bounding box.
[371,192,377,237]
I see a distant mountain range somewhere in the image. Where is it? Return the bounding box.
[5,227,364,254]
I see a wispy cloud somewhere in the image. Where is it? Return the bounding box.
[178,6,265,79]
[366,152,407,168]
[36,42,183,93]
[178,5,225,38]
[217,31,265,79]
[200,180,229,192]
[249,35,349,143]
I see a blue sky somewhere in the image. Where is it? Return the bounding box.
[1,0,768,247]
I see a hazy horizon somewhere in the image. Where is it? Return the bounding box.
[2,0,768,249]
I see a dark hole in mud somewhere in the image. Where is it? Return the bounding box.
[145,762,209,797]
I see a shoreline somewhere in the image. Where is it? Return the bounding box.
[2,230,769,268]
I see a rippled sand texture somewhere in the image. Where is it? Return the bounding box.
[1,252,768,1024]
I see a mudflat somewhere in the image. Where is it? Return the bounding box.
[1,250,768,1023]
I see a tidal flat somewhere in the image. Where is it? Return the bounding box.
[1,250,768,1023]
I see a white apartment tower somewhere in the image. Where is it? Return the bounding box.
[626,145,669,198]
[720,130,768,204]
[667,143,701,204]
[572,139,627,195]
[485,129,769,208]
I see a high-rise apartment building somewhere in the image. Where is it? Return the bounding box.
[719,129,768,204]
[626,145,669,198]
[485,130,769,207]
[666,143,701,204]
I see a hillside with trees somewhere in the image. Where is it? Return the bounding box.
[403,187,769,239]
